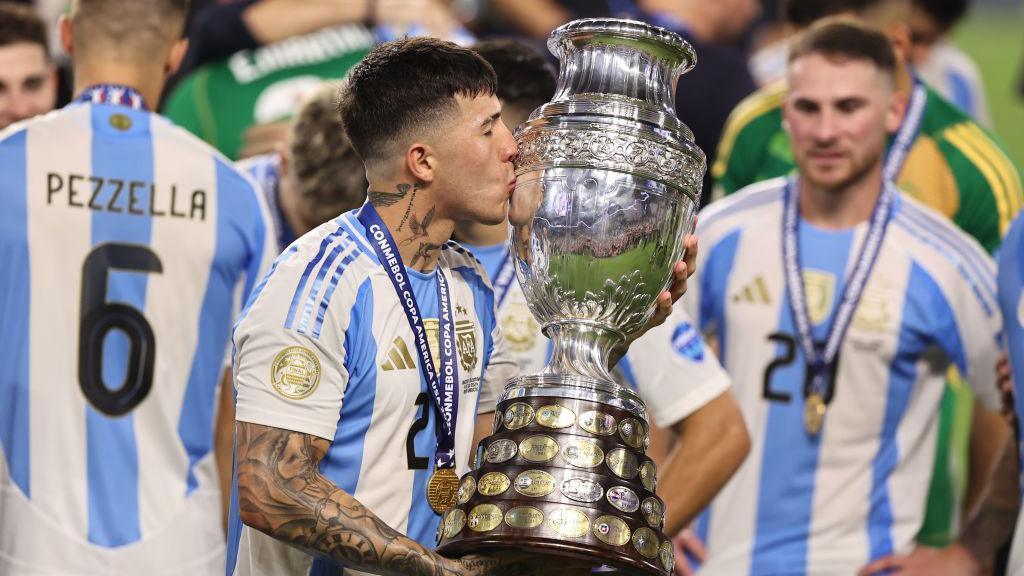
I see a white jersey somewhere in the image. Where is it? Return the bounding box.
[0,100,275,574]
[228,211,517,575]
[917,42,992,128]
[686,177,1001,575]
[466,242,731,428]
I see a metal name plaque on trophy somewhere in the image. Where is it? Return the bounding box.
[436,19,704,576]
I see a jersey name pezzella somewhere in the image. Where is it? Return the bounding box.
[46,172,207,221]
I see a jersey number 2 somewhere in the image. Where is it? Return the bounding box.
[78,243,163,416]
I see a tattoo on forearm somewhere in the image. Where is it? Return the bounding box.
[410,242,443,267]
[236,422,466,576]
[368,183,411,208]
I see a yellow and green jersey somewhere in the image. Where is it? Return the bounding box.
[711,80,1023,547]
[713,81,1022,253]
[163,24,373,160]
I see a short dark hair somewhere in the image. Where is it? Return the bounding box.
[338,36,497,165]
[472,40,556,117]
[782,0,904,27]
[0,2,48,53]
[70,0,189,58]
[912,0,969,31]
[789,19,897,78]
[290,83,367,226]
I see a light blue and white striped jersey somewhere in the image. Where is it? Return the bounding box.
[0,100,276,574]
[997,212,1024,576]
[467,241,731,428]
[229,210,517,575]
[236,152,299,251]
[685,177,1001,575]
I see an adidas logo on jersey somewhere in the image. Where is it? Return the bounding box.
[381,337,416,371]
[732,275,771,304]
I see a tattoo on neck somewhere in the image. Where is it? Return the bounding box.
[396,184,419,231]
[410,241,443,267]
[368,183,411,207]
[400,205,436,246]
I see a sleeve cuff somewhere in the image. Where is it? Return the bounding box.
[649,373,731,427]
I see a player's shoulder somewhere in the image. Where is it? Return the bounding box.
[0,105,85,146]
[151,112,258,187]
[442,240,494,291]
[890,192,996,307]
[698,176,786,241]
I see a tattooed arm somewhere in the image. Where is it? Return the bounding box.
[237,421,471,575]
[236,421,583,576]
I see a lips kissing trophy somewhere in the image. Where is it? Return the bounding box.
[436,19,704,575]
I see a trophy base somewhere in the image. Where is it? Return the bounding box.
[436,385,672,576]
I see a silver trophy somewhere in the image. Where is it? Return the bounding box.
[437,19,704,575]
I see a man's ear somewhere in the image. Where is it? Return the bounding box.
[165,38,188,77]
[405,141,436,184]
[59,14,73,55]
[885,86,908,134]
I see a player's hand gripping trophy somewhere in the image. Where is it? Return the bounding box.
[437,19,705,576]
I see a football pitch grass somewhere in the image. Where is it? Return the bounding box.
[956,7,1024,165]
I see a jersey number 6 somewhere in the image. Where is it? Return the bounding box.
[78,243,163,416]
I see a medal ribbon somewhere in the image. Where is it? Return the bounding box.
[357,204,460,469]
[491,247,517,310]
[782,176,896,403]
[74,84,148,111]
[883,76,927,182]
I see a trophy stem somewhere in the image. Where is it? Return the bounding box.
[541,319,624,384]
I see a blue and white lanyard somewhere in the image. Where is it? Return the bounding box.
[491,248,517,310]
[782,178,896,401]
[884,76,927,181]
[75,84,148,111]
[357,204,460,469]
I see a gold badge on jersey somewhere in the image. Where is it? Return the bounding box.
[270,346,321,400]
[803,270,836,326]
[456,320,477,371]
[501,303,539,352]
[109,113,132,131]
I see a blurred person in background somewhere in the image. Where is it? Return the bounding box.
[909,0,991,126]
[457,40,750,575]
[0,2,57,130]
[712,0,1023,555]
[164,0,473,161]
[688,21,1017,574]
[0,0,276,574]
[237,82,368,252]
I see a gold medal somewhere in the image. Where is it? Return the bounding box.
[468,503,504,532]
[606,448,639,479]
[660,540,675,572]
[443,508,467,539]
[632,527,660,559]
[536,404,577,429]
[618,417,646,450]
[520,435,559,463]
[804,393,826,435]
[514,469,557,497]
[457,475,477,505]
[592,515,631,547]
[504,402,536,430]
[547,507,591,538]
[505,505,545,529]
[477,472,512,496]
[639,460,657,492]
[426,467,460,514]
[562,438,604,468]
[578,410,617,436]
[641,497,664,529]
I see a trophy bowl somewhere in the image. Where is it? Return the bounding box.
[437,18,705,576]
